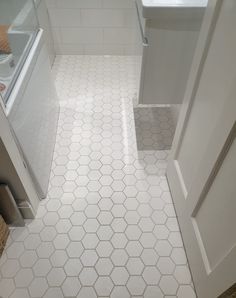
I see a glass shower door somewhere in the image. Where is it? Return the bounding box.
[0,0,39,102]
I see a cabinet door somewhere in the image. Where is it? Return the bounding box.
[139,15,200,105]
[167,1,236,297]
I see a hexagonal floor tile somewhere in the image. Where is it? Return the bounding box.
[126,241,143,257]
[97,225,113,240]
[111,218,127,232]
[140,232,156,248]
[28,277,48,297]
[14,268,33,287]
[62,277,81,297]
[95,258,113,276]
[174,265,192,284]
[36,242,54,259]
[111,249,129,266]
[47,268,66,286]
[111,267,129,285]
[125,225,142,240]
[177,285,196,298]
[50,250,68,267]
[43,287,64,298]
[141,249,159,266]
[66,242,84,257]
[142,267,161,285]
[77,287,97,298]
[9,288,30,298]
[110,286,130,298]
[53,234,70,249]
[33,259,51,276]
[127,276,146,296]
[94,276,114,296]
[144,286,164,298]
[97,211,113,225]
[79,268,98,286]
[126,257,144,275]
[68,226,85,241]
[155,240,172,257]
[1,259,20,278]
[64,259,83,276]
[96,241,113,257]
[171,247,187,265]
[111,233,128,248]
[159,276,178,295]
[80,250,98,266]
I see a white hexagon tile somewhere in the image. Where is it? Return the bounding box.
[0,56,196,298]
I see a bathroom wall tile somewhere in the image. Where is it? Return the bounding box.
[103,28,137,44]
[45,0,56,8]
[45,0,140,54]
[56,0,102,9]
[84,44,125,55]
[102,0,134,8]
[51,27,61,44]
[124,44,142,55]
[81,9,125,27]
[36,0,56,65]
[54,43,84,55]
[48,9,81,27]
[81,44,106,55]
[124,9,137,27]
[60,28,103,44]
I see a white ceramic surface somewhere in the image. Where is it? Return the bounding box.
[142,0,208,7]
[7,31,59,199]
[45,0,142,55]
[36,0,56,65]
[141,0,208,18]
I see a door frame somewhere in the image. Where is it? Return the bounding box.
[167,0,223,218]
[167,0,236,297]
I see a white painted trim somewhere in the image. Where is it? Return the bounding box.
[167,1,236,296]
[169,0,223,161]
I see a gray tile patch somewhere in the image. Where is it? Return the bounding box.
[134,106,178,151]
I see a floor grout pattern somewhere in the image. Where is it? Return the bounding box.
[0,55,196,298]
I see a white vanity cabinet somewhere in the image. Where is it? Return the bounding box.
[136,0,207,105]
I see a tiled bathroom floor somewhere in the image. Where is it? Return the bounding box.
[0,56,196,298]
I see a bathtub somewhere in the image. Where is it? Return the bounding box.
[6,29,59,199]
[0,31,34,98]
[0,0,39,100]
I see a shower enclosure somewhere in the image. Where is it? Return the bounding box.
[0,0,59,200]
[0,0,39,102]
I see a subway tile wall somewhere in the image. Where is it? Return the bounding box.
[45,0,142,55]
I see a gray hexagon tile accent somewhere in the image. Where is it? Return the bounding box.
[0,55,196,297]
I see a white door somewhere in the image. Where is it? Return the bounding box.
[167,1,236,297]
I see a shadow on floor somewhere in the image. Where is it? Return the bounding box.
[134,106,178,151]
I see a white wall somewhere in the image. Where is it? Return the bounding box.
[0,0,24,25]
[45,0,141,55]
